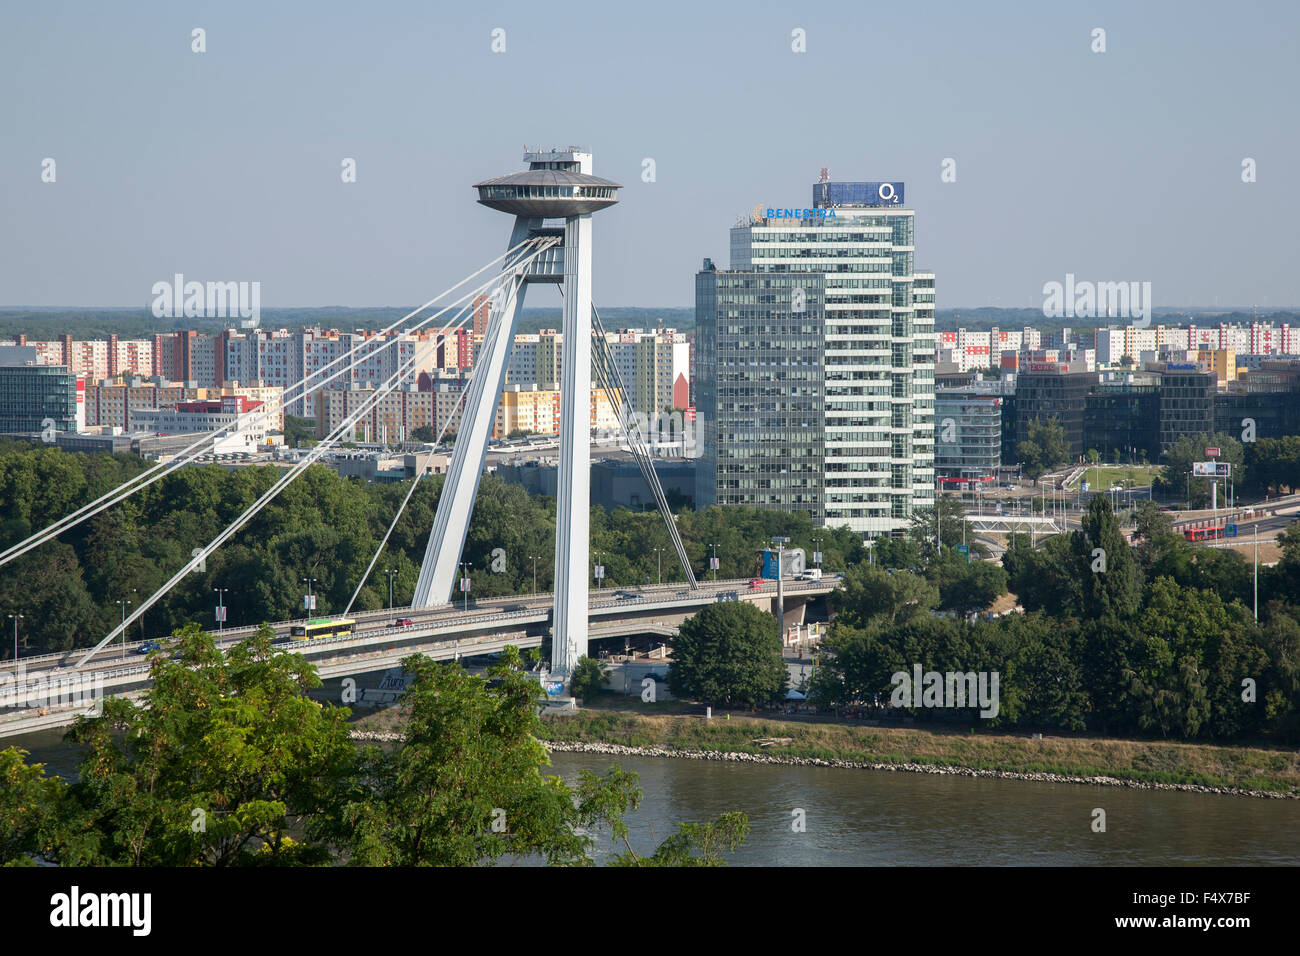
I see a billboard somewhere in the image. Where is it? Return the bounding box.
[812,181,904,207]
[1192,462,1231,477]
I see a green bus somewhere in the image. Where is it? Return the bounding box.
[291,618,356,640]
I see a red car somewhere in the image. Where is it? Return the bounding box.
[391,617,415,628]
[748,579,765,590]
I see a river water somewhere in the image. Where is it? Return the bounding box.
[11,729,1298,866]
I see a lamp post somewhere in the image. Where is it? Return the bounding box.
[1248,522,1258,621]
[7,613,22,665]
[301,577,317,615]
[383,568,397,619]
[213,588,229,636]
[771,536,790,639]
[710,542,719,581]
[529,555,541,595]
[652,547,664,586]
[460,563,472,613]
[116,593,133,658]
[594,552,605,590]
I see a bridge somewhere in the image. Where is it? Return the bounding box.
[0,148,724,703]
[0,576,839,739]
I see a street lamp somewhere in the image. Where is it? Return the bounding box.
[213,588,230,636]
[594,552,605,590]
[383,568,397,618]
[529,555,542,595]
[301,577,317,615]
[460,563,472,613]
[7,613,22,665]
[116,592,134,658]
[709,542,719,581]
[652,547,664,586]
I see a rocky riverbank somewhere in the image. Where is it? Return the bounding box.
[348,728,1298,799]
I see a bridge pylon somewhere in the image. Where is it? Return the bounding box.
[411,150,621,685]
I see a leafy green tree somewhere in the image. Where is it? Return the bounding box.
[1075,495,1142,619]
[834,563,939,628]
[610,812,750,866]
[570,655,609,701]
[343,647,640,865]
[65,623,357,866]
[1018,418,1069,479]
[0,749,72,865]
[928,552,1009,616]
[409,424,436,443]
[281,415,316,448]
[668,602,787,707]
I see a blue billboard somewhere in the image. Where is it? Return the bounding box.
[762,550,780,579]
[813,181,904,207]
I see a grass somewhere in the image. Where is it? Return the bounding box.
[1080,465,1159,491]
[533,707,1300,795]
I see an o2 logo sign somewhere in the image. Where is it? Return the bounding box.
[874,182,900,203]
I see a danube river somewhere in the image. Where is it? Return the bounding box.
[12,729,1299,866]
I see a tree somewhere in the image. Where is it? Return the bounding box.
[834,563,939,628]
[343,647,641,866]
[668,602,787,707]
[610,812,750,866]
[1075,494,1142,619]
[0,748,71,865]
[409,424,436,443]
[281,415,316,448]
[570,655,609,702]
[1018,418,1069,479]
[64,623,357,866]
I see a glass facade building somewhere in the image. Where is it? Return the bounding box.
[935,386,1005,479]
[695,184,935,539]
[0,364,76,433]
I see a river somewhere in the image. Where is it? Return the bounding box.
[11,729,1298,866]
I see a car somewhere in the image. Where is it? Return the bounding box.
[391,617,415,628]
[748,579,765,590]
[136,640,161,655]
[614,590,638,600]
[503,603,527,612]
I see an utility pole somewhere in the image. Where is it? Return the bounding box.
[1254,523,1259,621]
[530,555,541,595]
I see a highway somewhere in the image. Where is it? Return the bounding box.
[0,575,839,737]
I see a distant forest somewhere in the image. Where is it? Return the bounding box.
[1,306,1297,339]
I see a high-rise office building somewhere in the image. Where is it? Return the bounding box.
[695,179,935,539]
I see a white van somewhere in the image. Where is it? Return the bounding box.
[800,568,823,581]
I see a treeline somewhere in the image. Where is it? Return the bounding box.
[813,497,1300,743]
[1,633,747,866]
[0,440,861,658]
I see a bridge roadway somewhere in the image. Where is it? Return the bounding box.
[0,576,838,739]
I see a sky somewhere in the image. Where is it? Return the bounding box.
[1,0,1297,312]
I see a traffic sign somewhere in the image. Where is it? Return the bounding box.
[1206,447,1220,457]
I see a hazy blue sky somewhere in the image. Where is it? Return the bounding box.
[2,0,1296,311]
